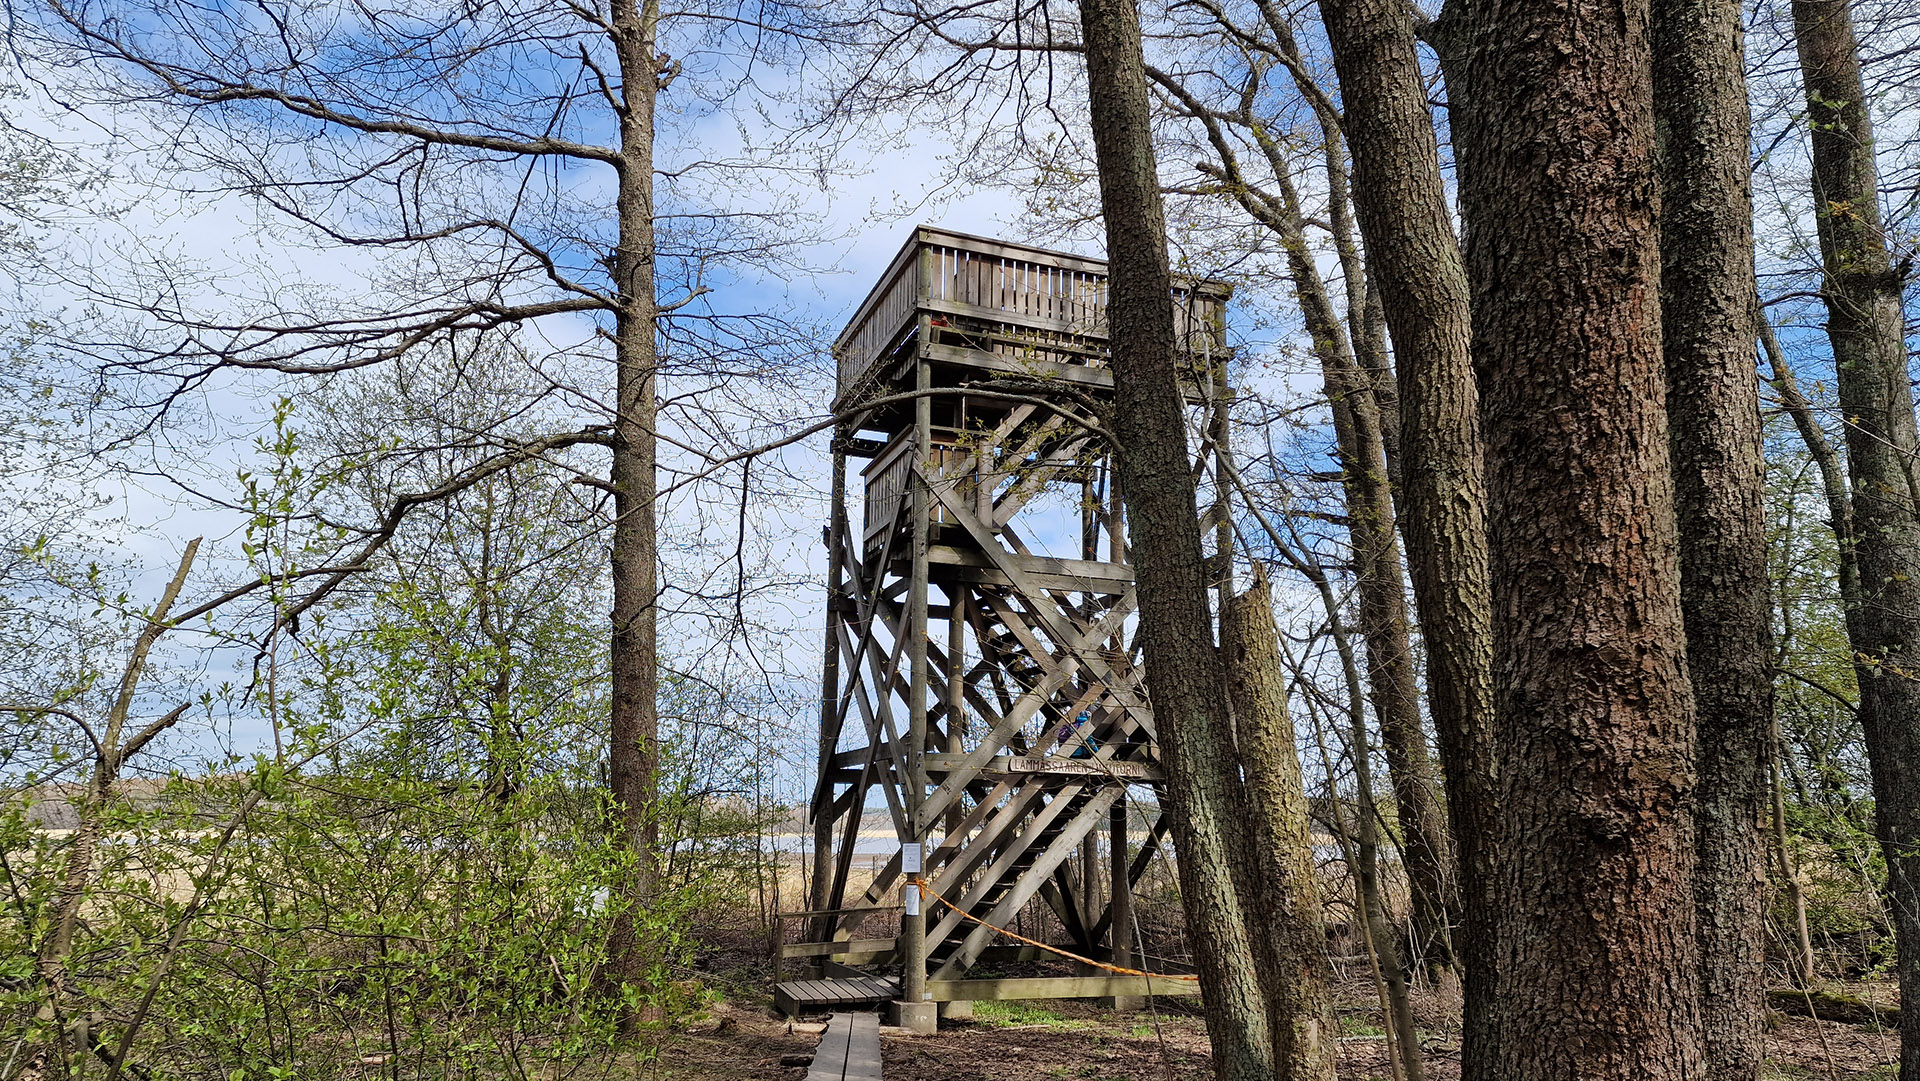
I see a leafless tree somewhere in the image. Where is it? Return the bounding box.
[27,0,835,1014]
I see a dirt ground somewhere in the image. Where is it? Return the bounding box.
[653,979,1904,1081]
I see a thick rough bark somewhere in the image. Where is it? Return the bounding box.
[1315,0,1488,1014]
[1652,0,1774,1073]
[602,0,664,1013]
[1790,4,1920,1076]
[1452,0,1707,1072]
[1225,574,1340,1081]
[1078,1,1272,1076]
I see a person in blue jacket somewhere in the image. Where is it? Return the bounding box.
[1055,709,1102,759]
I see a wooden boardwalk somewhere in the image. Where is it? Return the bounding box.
[805,1012,882,1081]
[773,975,901,1017]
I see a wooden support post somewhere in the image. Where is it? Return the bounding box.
[1078,451,1103,953]
[812,430,848,941]
[774,913,786,986]
[1082,471,1098,561]
[1081,830,1100,937]
[903,354,932,1014]
[1108,796,1140,1009]
[974,400,995,527]
[928,975,1199,1002]
[945,582,966,839]
[946,583,966,755]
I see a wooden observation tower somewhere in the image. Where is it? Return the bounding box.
[790,227,1227,1020]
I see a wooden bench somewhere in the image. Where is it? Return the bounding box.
[773,975,900,1017]
[805,1012,882,1081]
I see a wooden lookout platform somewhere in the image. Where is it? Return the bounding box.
[798,227,1225,1016]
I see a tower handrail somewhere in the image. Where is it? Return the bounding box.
[833,227,1228,396]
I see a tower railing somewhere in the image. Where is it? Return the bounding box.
[833,228,1227,396]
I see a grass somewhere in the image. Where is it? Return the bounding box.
[971,1001,1096,1030]
[1339,1014,1387,1039]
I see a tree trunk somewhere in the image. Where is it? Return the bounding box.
[34,542,198,1080]
[1771,710,1818,987]
[476,490,521,807]
[1146,40,1458,977]
[1767,987,1899,1027]
[1759,318,1860,614]
[1323,356,1458,987]
[1224,572,1340,1081]
[1078,0,1274,1075]
[1223,455,1427,1080]
[1452,0,1707,1070]
[1790,4,1920,1076]
[1345,665,1426,1081]
[1301,688,1413,1081]
[602,0,664,1019]
[1652,0,1774,1071]
[1288,538,1427,1081]
[1759,318,1835,993]
[1315,0,1490,1032]
[1212,119,1459,986]
[811,431,849,934]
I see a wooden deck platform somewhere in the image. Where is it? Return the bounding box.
[831,226,1228,403]
[805,1012,882,1081]
[774,975,902,1017]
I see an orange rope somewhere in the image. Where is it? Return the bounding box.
[910,876,1201,982]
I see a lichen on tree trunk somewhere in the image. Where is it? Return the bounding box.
[1652,0,1775,1069]
[1224,572,1340,1081]
[1078,0,1273,1075]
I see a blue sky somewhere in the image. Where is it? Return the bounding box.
[9,0,1913,809]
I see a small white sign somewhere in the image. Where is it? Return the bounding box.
[901,842,922,874]
[904,883,921,916]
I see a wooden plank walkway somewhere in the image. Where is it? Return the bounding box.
[773,975,901,1017]
[805,1012,882,1081]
